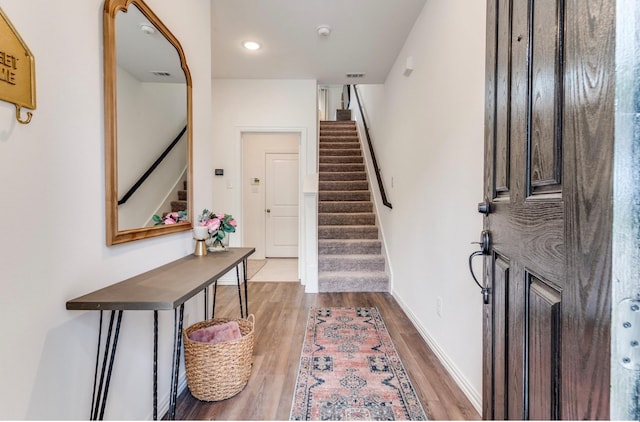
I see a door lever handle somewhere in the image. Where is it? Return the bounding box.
[469,230,491,304]
[468,251,490,304]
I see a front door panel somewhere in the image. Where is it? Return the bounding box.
[483,0,612,419]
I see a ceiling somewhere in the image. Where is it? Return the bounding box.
[116,0,427,85]
[211,0,428,84]
[116,4,186,84]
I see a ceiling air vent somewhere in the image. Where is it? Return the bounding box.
[346,73,365,78]
[150,71,172,77]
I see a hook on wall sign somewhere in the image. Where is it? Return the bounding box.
[15,105,32,124]
[0,8,36,125]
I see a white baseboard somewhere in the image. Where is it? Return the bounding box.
[392,291,483,414]
[216,278,237,286]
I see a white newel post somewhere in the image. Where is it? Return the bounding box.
[303,173,318,292]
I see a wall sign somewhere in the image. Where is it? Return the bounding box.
[0,8,35,124]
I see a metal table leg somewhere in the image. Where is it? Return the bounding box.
[212,279,218,319]
[153,311,158,420]
[204,286,208,320]
[236,265,243,318]
[243,259,249,317]
[168,304,185,420]
[90,311,103,419]
[90,310,124,420]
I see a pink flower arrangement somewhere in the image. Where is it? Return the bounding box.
[152,210,188,226]
[197,209,237,242]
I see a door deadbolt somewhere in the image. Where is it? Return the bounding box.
[478,200,491,215]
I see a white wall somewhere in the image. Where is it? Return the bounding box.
[211,79,317,282]
[352,84,385,131]
[0,0,212,419]
[355,0,486,410]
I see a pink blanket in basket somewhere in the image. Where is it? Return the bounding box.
[188,321,241,344]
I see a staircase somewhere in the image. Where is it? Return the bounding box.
[318,120,389,292]
[171,180,188,212]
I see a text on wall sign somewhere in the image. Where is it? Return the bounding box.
[0,7,36,124]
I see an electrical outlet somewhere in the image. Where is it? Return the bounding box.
[436,297,443,318]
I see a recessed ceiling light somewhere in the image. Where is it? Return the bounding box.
[243,41,261,51]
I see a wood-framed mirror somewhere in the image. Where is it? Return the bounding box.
[104,0,193,245]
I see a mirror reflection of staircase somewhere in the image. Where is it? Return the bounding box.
[158,180,187,222]
[318,120,389,292]
[171,180,188,212]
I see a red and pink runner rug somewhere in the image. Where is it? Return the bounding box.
[290,307,427,420]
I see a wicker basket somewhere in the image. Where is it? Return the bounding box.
[183,314,255,401]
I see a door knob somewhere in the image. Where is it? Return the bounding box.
[478,200,491,215]
[471,230,490,254]
[266,209,271,213]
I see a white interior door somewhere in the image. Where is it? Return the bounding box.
[265,153,298,257]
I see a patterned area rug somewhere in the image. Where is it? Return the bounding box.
[290,307,427,420]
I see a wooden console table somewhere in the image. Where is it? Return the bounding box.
[66,247,255,420]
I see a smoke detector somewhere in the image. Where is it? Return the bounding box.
[316,25,331,37]
[139,23,156,35]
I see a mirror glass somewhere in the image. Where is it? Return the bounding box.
[104,0,192,245]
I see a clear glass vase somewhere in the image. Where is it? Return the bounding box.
[207,234,230,252]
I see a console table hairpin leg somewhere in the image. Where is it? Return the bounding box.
[210,258,248,319]
[89,307,183,421]
[153,311,158,420]
[168,305,185,420]
[235,265,243,318]
[242,259,248,317]
[90,310,124,420]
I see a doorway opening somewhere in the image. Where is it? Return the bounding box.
[241,132,300,260]
[317,84,345,121]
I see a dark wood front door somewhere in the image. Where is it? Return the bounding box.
[482,0,613,419]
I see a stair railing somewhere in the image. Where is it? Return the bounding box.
[118,125,187,206]
[351,84,392,209]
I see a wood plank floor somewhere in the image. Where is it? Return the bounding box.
[174,282,480,420]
